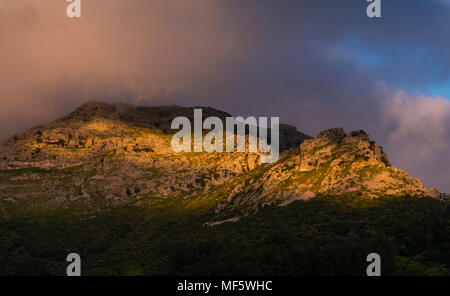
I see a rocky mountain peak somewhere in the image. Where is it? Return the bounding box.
[308,128,370,146]
[346,129,370,141]
[69,101,120,120]
[65,101,233,126]
[215,128,427,216]
[315,127,347,144]
[300,128,390,171]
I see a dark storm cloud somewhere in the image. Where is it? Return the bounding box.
[0,0,449,190]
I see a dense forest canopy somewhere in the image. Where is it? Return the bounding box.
[0,195,448,276]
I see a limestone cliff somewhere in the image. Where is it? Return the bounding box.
[214,128,427,217]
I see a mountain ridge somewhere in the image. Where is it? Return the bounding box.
[0,101,442,219]
[211,127,430,219]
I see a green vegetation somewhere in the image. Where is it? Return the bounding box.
[0,195,448,276]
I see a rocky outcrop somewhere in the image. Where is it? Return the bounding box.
[214,128,428,217]
[425,187,441,198]
[299,128,389,172]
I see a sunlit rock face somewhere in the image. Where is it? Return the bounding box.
[0,101,310,170]
[0,101,309,214]
[299,128,390,172]
[214,128,427,217]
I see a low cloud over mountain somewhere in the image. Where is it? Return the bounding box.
[1,0,449,190]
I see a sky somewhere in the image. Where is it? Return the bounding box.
[0,0,449,191]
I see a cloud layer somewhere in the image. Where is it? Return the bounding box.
[1,0,450,190]
[382,93,450,190]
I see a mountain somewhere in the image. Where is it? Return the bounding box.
[0,101,437,218]
[0,101,448,276]
[0,101,309,216]
[212,128,427,218]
